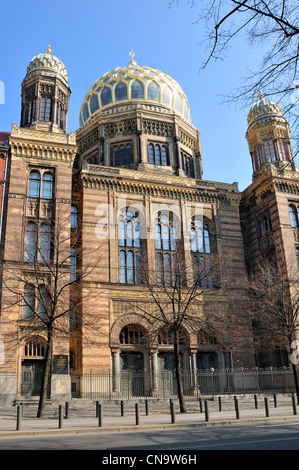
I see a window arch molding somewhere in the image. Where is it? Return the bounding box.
[110,313,152,350]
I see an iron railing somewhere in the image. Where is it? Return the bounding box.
[70,367,297,399]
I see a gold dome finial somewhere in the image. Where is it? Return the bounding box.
[129,49,137,65]
[46,45,51,55]
[259,90,263,100]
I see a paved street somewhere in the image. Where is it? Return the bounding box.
[0,394,299,451]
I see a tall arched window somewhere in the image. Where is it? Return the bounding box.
[23,284,35,319]
[71,206,78,228]
[181,152,194,177]
[40,97,52,122]
[41,173,53,199]
[25,222,38,262]
[119,211,141,284]
[191,218,214,288]
[39,224,51,262]
[131,80,144,99]
[289,204,298,228]
[155,212,177,285]
[148,143,168,166]
[28,171,41,198]
[113,143,133,166]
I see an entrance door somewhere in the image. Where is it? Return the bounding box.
[120,352,144,397]
[21,360,44,396]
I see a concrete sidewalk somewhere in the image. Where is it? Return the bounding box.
[0,395,299,437]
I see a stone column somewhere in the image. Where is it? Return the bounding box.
[112,349,121,393]
[190,350,198,392]
[150,350,159,396]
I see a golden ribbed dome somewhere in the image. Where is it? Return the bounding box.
[247,90,284,127]
[24,46,69,87]
[79,52,191,127]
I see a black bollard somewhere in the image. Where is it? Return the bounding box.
[135,403,140,425]
[292,393,297,415]
[145,399,148,416]
[120,400,124,417]
[273,393,277,408]
[170,399,175,423]
[199,397,203,413]
[98,403,103,426]
[204,400,209,422]
[218,396,222,412]
[65,401,69,419]
[58,404,63,429]
[16,405,22,431]
[265,397,270,417]
[234,397,240,419]
[254,394,258,409]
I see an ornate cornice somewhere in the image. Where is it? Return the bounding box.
[9,124,77,164]
[81,170,241,205]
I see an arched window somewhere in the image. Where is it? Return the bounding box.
[37,285,50,321]
[191,218,214,287]
[40,97,51,122]
[181,152,194,177]
[155,212,177,285]
[71,206,78,228]
[41,173,53,199]
[24,340,45,357]
[119,325,146,345]
[25,222,38,262]
[119,211,141,284]
[113,143,133,166]
[289,205,298,228]
[263,140,276,162]
[39,224,51,262]
[148,143,168,166]
[23,284,35,319]
[28,171,40,198]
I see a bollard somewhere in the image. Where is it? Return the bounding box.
[96,401,99,417]
[135,403,140,426]
[145,399,148,416]
[170,399,175,424]
[234,396,240,419]
[218,396,222,412]
[98,403,103,427]
[264,397,269,417]
[199,397,203,413]
[204,400,209,422]
[273,393,277,408]
[65,401,69,419]
[292,393,297,415]
[58,404,63,429]
[254,394,258,409]
[16,405,22,431]
[120,400,124,416]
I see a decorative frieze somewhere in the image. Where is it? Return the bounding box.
[142,119,173,137]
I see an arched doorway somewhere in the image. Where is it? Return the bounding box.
[20,339,46,396]
[119,325,148,397]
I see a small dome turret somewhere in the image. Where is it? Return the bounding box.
[24,45,69,88]
[247,90,284,129]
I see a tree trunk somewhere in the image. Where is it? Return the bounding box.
[291,362,299,405]
[174,331,186,413]
[37,327,53,418]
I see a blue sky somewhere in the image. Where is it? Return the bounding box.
[0,0,271,191]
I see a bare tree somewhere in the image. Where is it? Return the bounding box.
[118,249,227,413]
[248,260,299,401]
[1,208,103,417]
[170,0,299,154]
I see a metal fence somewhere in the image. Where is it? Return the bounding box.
[70,367,297,400]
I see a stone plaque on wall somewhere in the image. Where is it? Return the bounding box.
[53,355,69,374]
